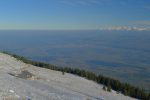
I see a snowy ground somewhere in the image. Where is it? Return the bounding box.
[0,53,137,100]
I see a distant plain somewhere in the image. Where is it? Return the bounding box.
[0,30,150,91]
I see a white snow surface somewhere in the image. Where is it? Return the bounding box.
[0,53,137,100]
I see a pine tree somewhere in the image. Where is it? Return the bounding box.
[107,85,112,92]
[147,94,150,100]
[123,89,128,96]
[62,70,65,75]
[103,86,106,91]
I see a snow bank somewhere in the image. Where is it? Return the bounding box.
[0,53,136,100]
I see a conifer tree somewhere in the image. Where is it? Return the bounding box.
[103,86,106,91]
[107,85,112,92]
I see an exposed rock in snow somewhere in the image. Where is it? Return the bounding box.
[0,53,137,100]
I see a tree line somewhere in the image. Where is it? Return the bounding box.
[2,51,150,100]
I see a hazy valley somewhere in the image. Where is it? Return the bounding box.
[0,30,150,91]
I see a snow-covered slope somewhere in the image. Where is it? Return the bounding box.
[0,53,136,100]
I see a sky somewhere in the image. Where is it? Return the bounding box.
[0,0,150,30]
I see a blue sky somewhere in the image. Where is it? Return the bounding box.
[0,0,150,30]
